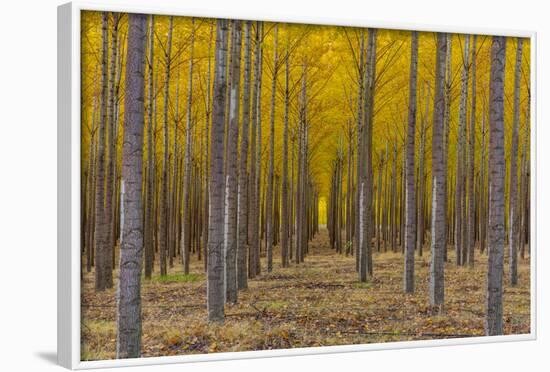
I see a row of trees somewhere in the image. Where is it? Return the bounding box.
[324,30,530,335]
[80,12,530,358]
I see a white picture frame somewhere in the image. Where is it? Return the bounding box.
[57,1,537,369]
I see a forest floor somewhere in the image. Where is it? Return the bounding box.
[81,229,531,361]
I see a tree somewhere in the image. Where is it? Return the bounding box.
[106,13,120,279]
[237,21,252,289]
[207,19,229,323]
[181,19,196,275]
[224,20,242,303]
[159,16,173,276]
[116,12,147,358]
[359,28,377,281]
[354,31,365,272]
[404,31,418,293]
[455,35,470,266]
[486,35,507,336]
[509,38,523,286]
[280,30,291,268]
[143,15,155,279]
[266,25,279,272]
[429,32,448,307]
[94,12,112,291]
[467,35,477,267]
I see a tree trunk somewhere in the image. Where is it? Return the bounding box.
[486,35,507,336]
[467,35,477,267]
[360,28,377,281]
[203,24,214,273]
[442,33,453,263]
[404,31,418,293]
[94,12,112,291]
[181,19,196,275]
[429,32,448,307]
[237,21,252,289]
[159,16,173,276]
[143,15,155,279]
[224,20,242,304]
[116,13,147,358]
[354,31,365,272]
[105,13,120,280]
[281,32,290,268]
[248,22,262,278]
[508,38,523,286]
[266,25,279,272]
[207,19,229,323]
[455,35,470,266]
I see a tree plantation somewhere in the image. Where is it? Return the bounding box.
[80,11,531,360]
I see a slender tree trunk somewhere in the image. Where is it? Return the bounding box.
[159,16,173,276]
[224,20,242,304]
[105,13,120,281]
[360,28,377,281]
[255,22,264,275]
[442,33,452,263]
[203,24,214,273]
[281,32,290,268]
[480,108,487,255]
[181,19,196,275]
[143,15,155,279]
[455,35,470,266]
[467,35,477,267]
[116,13,147,358]
[248,22,261,278]
[266,25,279,272]
[404,31,418,293]
[354,32,365,272]
[486,35,507,336]
[508,38,523,286]
[237,21,252,289]
[429,32,448,307]
[95,12,111,291]
[208,19,229,323]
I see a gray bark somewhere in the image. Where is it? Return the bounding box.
[208,19,229,323]
[354,32,365,272]
[404,31,418,293]
[182,19,196,275]
[94,12,111,291]
[442,33,452,262]
[455,35,470,266]
[224,20,242,304]
[467,35,477,267]
[159,16,173,276]
[429,32,448,306]
[144,15,155,279]
[360,28,377,281]
[486,35,507,336]
[116,13,147,358]
[237,21,252,289]
[266,25,279,272]
[105,13,120,281]
[280,32,290,268]
[248,22,261,278]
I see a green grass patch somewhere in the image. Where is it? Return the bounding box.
[149,273,201,283]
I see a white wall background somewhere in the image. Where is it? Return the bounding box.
[0,0,546,370]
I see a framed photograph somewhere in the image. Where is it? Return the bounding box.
[58,1,536,369]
